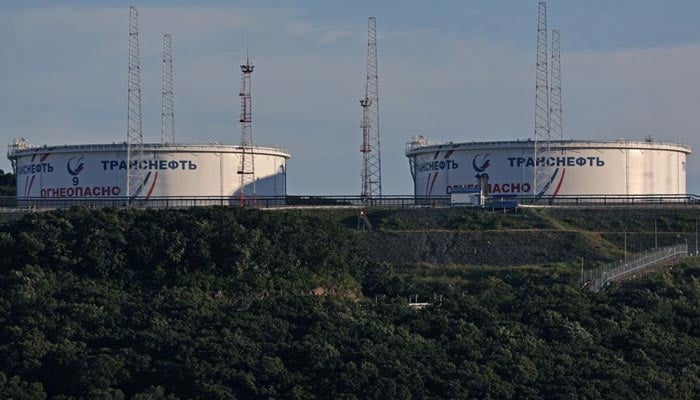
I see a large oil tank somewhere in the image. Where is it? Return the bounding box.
[406,137,691,197]
[8,140,289,200]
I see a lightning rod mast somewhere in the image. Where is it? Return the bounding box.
[238,50,256,204]
[161,33,175,144]
[360,17,382,199]
[126,5,145,200]
[550,29,563,144]
[533,2,551,197]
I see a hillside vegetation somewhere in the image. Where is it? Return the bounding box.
[355,207,700,266]
[0,207,698,399]
[0,170,15,196]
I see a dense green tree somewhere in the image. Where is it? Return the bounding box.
[0,372,46,400]
[0,170,15,196]
[0,208,697,399]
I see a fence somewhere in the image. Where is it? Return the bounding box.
[582,243,688,291]
[516,194,700,206]
[1,193,699,210]
[0,195,453,210]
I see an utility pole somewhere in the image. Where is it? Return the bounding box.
[655,218,658,249]
[360,17,382,200]
[624,227,627,264]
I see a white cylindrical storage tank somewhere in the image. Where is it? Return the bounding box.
[8,142,290,200]
[406,138,691,197]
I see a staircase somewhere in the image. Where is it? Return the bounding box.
[582,244,688,291]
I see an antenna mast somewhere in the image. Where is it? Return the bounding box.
[550,29,563,144]
[533,2,551,197]
[161,33,175,144]
[360,17,381,199]
[238,50,256,203]
[126,5,145,199]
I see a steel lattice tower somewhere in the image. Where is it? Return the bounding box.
[533,2,551,197]
[161,33,175,144]
[238,52,256,202]
[550,29,563,144]
[360,17,381,199]
[126,5,145,199]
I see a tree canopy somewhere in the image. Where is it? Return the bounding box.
[0,169,14,196]
[0,207,697,399]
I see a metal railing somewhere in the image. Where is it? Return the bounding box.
[582,243,688,292]
[1,193,700,210]
[0,195,453,210]
[514,194,700,206]
[405,138,692,153]
[7,142,290,157]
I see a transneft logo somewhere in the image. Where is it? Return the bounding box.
[67,157,85,176]
[472,154,490,172]
[508,156,605,168]
[415,159,459,172]
[17,163,54,175]
[101,160,197,170]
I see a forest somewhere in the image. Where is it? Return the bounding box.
[0,170,14,196]
[0,207,698,399]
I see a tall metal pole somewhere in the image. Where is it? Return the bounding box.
[360,17,382,199]
[126,5,145,200]
[654,218,658,249]
[238,50,256,204]
[695,218,698,256]
[361,97,371,198]
[550,29,563,144]
[533,2,551,198]
[161,33,175,144]
[624,227,627,264]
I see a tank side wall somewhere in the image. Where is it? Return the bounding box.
[409,145,687,196]
[14,149,288,198]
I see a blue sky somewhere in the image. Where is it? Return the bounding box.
[2,0,700,194]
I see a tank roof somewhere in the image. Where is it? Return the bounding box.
[7,141,291,160]
[405,138,692,155]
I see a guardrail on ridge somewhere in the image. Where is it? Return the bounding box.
[582,243,688,292]
[1,193,699,210]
